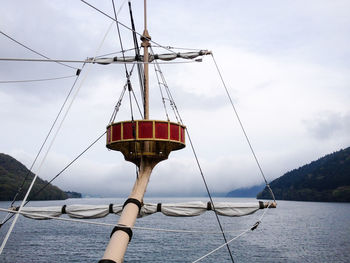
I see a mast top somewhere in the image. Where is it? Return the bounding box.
[142,0,151,119]
[143,0,148,32]
[141,0,151,42]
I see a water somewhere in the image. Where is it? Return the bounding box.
[0,198,349,262]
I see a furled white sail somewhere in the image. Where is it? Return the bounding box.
[87,50,212,64]
[18,201,266,220]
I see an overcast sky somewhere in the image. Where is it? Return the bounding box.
[1,0,349,197]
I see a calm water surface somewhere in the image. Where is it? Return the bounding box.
[0,198,349,262]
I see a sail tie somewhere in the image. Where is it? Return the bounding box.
[156,203,162,212]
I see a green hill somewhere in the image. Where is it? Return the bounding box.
[0,153,67,201]
[65,191,82,198]
[226,183,265,197]
[257,147,350,202]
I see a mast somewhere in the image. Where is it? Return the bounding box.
[100,1,173,262]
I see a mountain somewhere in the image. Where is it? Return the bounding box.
[0,153,68,201]
[226,183,265,197]
[65,191,82,198]
[257,147,350,202]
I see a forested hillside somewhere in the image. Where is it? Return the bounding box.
[226,183,265,197]
[258,147,350,202]
[0,153,67,201]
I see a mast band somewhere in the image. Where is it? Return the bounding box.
[110,226,133,242]
[207,202,212,210]
[109,203,114,213]
[123,198,142,212]
[61,205,67,214]
[98,260,117,263]
[259,201,264,209]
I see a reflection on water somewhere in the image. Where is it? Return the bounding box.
[1,198,350,262]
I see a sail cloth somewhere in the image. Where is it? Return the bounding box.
[19,201,263,220]
[87,50,212,65]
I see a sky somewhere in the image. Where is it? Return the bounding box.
[0,0,349,197]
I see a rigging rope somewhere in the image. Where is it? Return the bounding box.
[0,30,78,70]
[79,0,181,56]
[5,70,82,209]
[150,47,180,123]
[0,68,83,228]
[112,0,129,79]
[24,132,106,205]
[0,131,107,229]
[108,65,140,123]
[108,64,140,124]
[111,0,139,122]
[192,227,251,263]
[130,86,144,118]
[165,46,203,51]
[0,75,76,84]
[184,129,235,263]
[2,61,134,227]
[151,48,170,121]
[127,79,135,121]
[128,0,145,108]
[150,64,235,262]
[0,20,115,255]
[155,68,170,121]
[109,83,127,123]
[95,47,137,58]
[211,54,276,202]
[191,203,273,263]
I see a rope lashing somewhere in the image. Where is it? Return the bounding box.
[250,221,260,231]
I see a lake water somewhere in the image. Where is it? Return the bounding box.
[0,198,349,262]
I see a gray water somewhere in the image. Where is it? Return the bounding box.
[0,198,349,262]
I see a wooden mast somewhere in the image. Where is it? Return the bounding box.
[99,1,154,262]
[142,0,150,120]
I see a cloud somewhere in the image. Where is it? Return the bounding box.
[303,111,350,140]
